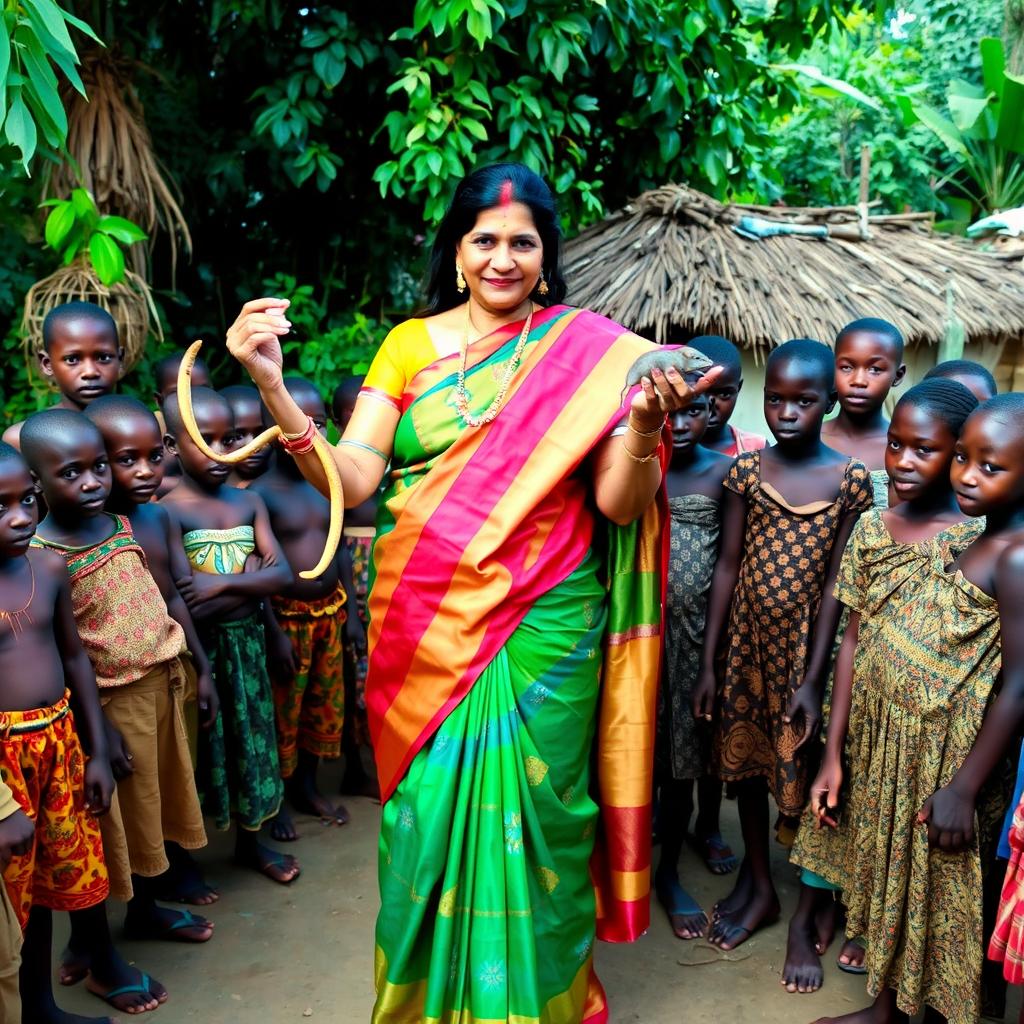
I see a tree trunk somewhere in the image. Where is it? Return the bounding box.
[1006,0,1024,74]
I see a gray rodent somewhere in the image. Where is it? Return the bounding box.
[620,346,714,404]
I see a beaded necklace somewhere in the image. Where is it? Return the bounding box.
[454,303,533,428]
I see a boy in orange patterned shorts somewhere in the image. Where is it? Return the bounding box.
[0,440,164,1019]
[252,378,352,840]
[23,410,211,1014]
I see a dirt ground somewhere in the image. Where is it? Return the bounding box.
[54,763,1021,1023]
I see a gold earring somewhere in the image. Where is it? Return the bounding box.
[537,277,549,296]
[456,264,467,293]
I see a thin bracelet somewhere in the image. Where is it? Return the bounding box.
[622,439,662,464]
[338,439,389,462]
[281,421,311,441]
[627,415,665,439]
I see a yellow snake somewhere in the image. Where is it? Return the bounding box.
[176,340,345,580]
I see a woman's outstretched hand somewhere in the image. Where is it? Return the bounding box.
[630,365,723,427]
[225,297,292,393]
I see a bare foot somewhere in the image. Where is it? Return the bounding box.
[655,871,708,939]
[813,989,908,1024]
[813,895,839,955]
[288,775,349,825]
[236,841,301,884]
[86,964,168,1015]
[782,915,823,993]
[270,807,299,842]
[58,946,90,986]
[712,858,752,921]
[707,887,780,950]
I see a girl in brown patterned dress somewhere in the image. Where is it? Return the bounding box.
[694,339,872,951]
[656,393,732,940]
[803,393,1024,1024]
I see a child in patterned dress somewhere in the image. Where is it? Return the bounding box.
[161,387,299,884]
[693,339,872,952]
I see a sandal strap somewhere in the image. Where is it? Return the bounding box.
[104,973,151,1000]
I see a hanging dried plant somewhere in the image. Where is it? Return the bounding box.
[42,51,192,279]
[21,257,163,384]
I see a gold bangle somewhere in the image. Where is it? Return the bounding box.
[622,439,662,464]
[281,423,311,441]
[627,416,665,438]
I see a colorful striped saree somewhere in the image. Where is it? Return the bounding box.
[366,306,667,1023]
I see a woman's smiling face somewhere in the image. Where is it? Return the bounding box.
[455,202,544,315]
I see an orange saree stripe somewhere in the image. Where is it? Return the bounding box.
[369,311,654,800]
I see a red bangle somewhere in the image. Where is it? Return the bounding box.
[279,417,317,455]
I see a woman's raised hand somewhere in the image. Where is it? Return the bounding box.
[630,365,723,428]
[225,297,292,393]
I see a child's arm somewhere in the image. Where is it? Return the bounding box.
[50,561,114,815]
[0,779,33,870]
[181,494,292,613]
[338,543,366,647]
[160,509,219,728]
[263,602,296,679]
[785,508,863,748]
[919,544,1024,852]
[693,488,747,721]
[808,612,859,828]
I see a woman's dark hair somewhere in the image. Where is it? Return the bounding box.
[895,379,978,435]
[422,162,567,314]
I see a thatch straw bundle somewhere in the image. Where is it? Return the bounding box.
[564,184,1024,357]
[43,52,191,278]
[21,258,162,383]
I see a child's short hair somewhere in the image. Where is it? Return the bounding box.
[766,338,834,390]
[688,336,742,378]
[0,440,27,474]
[332,377,363,407]
[835,317,904,361]
[154,351,209,395]
[895,379,978,435]
[20,409,102,472]
[85,394,161,434]
[162,387,231,437]
[971,392,1024,431]
[924,359,997,399]
[42,302,117,352]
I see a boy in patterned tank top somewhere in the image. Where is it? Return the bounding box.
[21,410,199,1014]
[161,387,300,885]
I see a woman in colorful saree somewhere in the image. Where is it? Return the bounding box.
[223,163,720,1023]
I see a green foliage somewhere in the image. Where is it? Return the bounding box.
[767,8,944,210]
[370,0,847,222]
[0,0,100,172]
[901,37,1024,219]
[262,272,391,401]
[41,187,147,284]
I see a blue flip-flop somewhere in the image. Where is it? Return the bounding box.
[90,971,159,1010]
[124,907,213,943]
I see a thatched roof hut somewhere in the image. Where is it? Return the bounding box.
[563,184,1024,358]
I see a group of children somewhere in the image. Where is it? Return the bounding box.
[3,296,1024,1024]
[656,321,1024,1024]
[0,301,376,1022]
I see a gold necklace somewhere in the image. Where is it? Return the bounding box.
[454,304,533,427]
[0,561,35,638]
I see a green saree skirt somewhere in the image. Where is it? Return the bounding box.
[373,551,608,1023]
